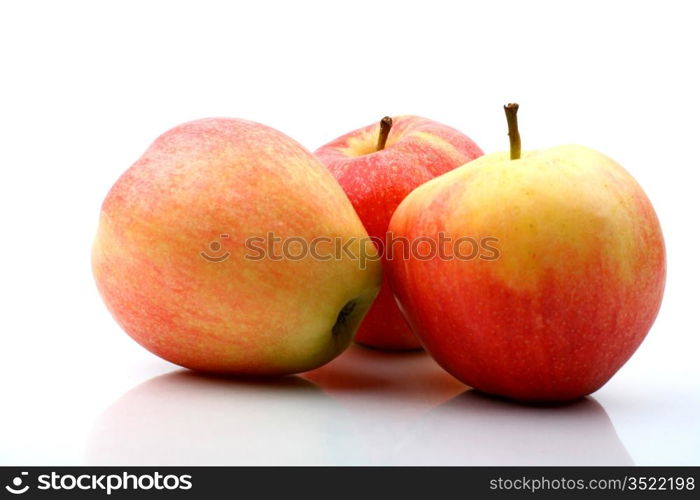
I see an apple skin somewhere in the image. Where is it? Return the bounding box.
[315,116,483,350]
[387,145,665,401]
[92,118,381,375]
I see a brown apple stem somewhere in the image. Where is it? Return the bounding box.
[504,103,521,160]
[377,116,393,151]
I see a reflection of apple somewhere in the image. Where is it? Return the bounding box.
[302,345,466,464]
[388,104,665,401]
[92,118,381,375]
[399,391,633,465]
[315,116,483,350]
[87,371,360,465]
[303,344,465,412]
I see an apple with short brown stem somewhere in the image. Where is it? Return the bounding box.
[315,115,483,350]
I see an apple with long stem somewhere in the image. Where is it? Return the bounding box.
[387,104,666,401]
[315,116,483,350]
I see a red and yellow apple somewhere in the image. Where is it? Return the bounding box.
[92,118,381,375]
[387,105,665,401]
[315,115,483,350]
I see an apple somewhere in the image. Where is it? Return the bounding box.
[387,104,666,401]
[92,118,381,375]
[315,115,483,350]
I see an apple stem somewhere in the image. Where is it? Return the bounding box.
[504,103,521,160]
[377,116,393,151]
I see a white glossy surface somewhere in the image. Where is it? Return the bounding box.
[1,0,699,466]
[2,339,699,465]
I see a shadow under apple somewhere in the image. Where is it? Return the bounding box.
[394,389,633,465]
[86,370,360,465]
[300,344,467,464]
[302,344,466,409]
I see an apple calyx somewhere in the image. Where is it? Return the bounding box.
[376,116,393,151]
[503,103,521,160]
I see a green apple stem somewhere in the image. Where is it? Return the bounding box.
[504,103,521,160]
[377,116,393,151]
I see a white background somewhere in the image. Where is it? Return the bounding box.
[1,0,698,465]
